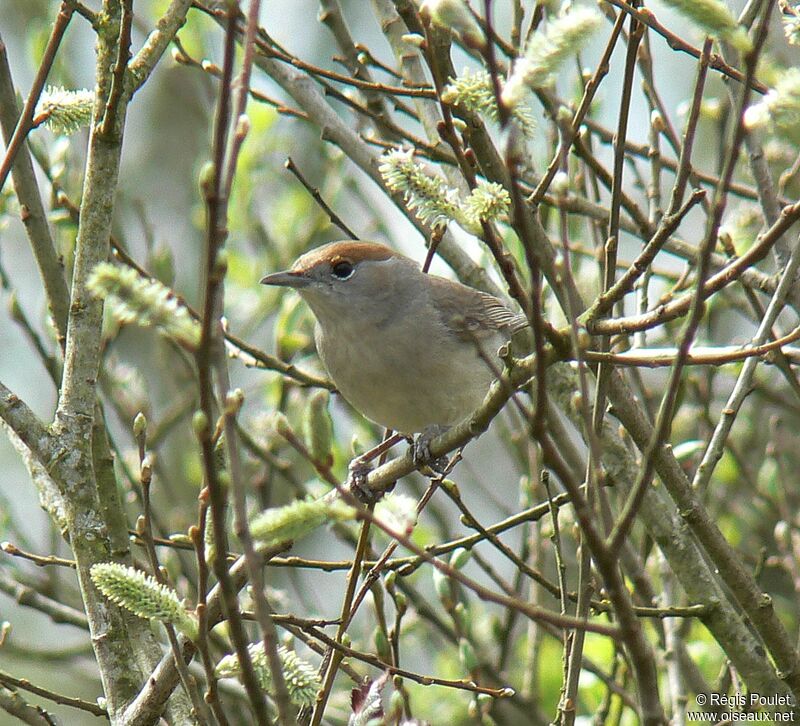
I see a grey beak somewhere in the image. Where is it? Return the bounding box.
[259,270,311,288]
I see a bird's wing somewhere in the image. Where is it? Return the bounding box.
[427,275,528,342]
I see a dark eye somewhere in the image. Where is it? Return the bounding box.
[331,260,354,280]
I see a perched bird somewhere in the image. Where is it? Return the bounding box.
[260,241,526,466]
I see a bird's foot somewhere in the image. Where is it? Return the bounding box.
[346,457,382,505]
[412,426,449,475]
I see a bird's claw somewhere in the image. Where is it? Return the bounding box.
[346,458,382,505]
[412,428,449,475]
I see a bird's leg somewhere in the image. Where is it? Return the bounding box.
[346,459,375,504]
[346,431,404,503]
[412,425,450,474]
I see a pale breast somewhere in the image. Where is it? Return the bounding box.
[315,315,504,434]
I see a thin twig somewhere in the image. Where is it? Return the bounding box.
[195,5,273,721]
[0,670,107,718]
[284,157,359,238]
[0,2,74,194]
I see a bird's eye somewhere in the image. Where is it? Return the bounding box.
[331,260,355,280]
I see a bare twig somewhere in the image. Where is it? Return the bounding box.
[0,671,107,718]
[0,2,73,194]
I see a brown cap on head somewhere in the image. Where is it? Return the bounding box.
[291,241,399,274]
[260,241,405,287]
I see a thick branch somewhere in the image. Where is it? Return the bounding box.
[128,0,193,93]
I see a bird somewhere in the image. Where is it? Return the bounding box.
[260,240,527,473]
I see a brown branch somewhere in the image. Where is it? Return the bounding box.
[0,671,107,718]
[0,34,71,345]
[584,327,800,368]
[304,624,512,698]
[284,157,359,238]
[603,0,768,93]
[195,6,272,722]
[0,542,76,569]
[0,568,88,630]
[0,2,73,194]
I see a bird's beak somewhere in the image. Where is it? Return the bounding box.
[259,270,311,288]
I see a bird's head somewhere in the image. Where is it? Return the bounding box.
[260,241,418,326]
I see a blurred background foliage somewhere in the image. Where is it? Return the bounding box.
[2,0,800,724]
